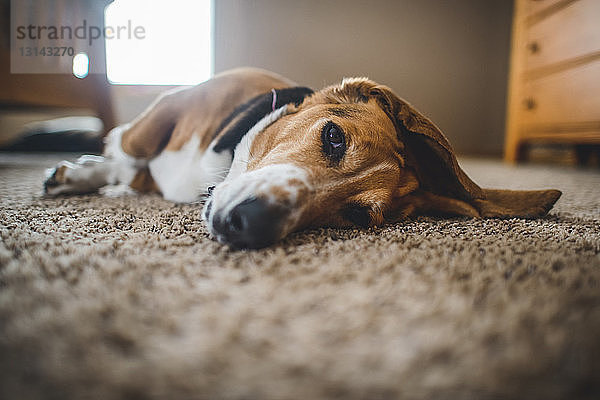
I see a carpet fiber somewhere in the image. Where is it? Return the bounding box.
[1,153,599,400]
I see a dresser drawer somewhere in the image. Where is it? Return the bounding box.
[524,0,600,70]
[506,0,600,161]
[520,59,600,127]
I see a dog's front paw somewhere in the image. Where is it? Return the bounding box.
[44,155,110,196]
[44,158,104,196]
[44,161,76,195]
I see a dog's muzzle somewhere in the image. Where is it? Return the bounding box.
[203,164,311,249]
[206,196,288,249]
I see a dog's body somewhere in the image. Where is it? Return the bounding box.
[45,68,561,248]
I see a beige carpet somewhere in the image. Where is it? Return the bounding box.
[1,152,599,400]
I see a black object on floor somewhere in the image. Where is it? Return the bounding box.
[1,130,103,153]
[0,116,104,153]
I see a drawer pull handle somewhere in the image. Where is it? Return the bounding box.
[527,41,540,54]
[524,98,537,110]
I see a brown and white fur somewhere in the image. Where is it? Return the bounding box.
[44,68,561,249]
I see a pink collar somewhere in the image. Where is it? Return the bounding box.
[271,88,277,111]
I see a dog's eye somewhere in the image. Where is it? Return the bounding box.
[327,126,343,146]
[321,122,346,162]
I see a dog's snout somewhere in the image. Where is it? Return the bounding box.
[212,197,285,249]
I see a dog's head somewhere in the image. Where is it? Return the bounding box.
[204,78,561,249]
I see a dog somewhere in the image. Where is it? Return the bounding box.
[44,67,561,249]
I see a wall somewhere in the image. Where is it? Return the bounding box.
[214,0,513,156]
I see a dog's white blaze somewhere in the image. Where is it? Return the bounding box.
[149,135,232,203]
[213,163,310,217]
[225,105,289,181]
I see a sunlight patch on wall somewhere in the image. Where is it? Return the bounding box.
[105,0,212,85]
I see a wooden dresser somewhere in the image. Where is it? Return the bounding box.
[504,0,600,162]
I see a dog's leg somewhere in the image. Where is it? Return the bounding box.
[44,125,145,195]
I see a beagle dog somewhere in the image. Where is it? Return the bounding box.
[44,67,561,249]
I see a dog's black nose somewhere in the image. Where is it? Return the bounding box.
[212,197,285,249]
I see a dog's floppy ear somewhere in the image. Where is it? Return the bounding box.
[370,85,561,218]
[474,188,562,218]
[370,85,483,202]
